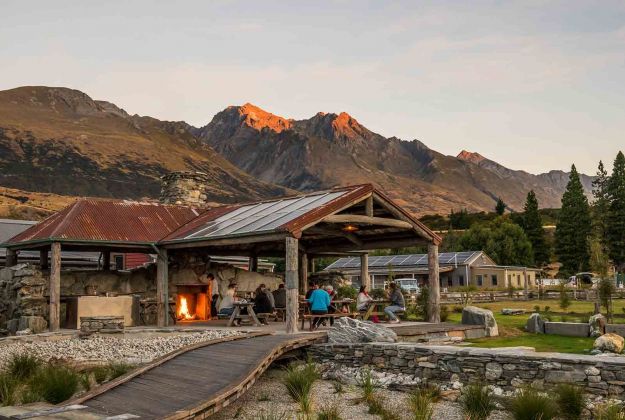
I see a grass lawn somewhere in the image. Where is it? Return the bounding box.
[442,299,622,354]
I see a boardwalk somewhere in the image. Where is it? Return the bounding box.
[75,333,324,419]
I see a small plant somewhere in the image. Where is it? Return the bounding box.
[461,383,496,420]
[452,305,464,313]
[282,362,318,414]
[509,387,558,420]
[6,354,42,381]
[558,281,571,312]
[92,366,109,384]
[358,368,378,402]
[317,399,342,420]
[257,392,271,402]
[555,384,586,420]
[409,388,434,420]
[440,305,449,322]
[596,402,625,420]
[29,365,80,404]
[0,374,18,406]
[365,393,400,419]
[108,362,133,379]
[533,305,540,313]
[544,305,551,312]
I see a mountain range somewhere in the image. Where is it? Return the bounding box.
[0,86,594,219]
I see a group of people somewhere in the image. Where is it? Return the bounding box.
[216,279,287,322]
[356,282,406,324]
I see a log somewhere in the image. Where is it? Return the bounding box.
[322,214,413,229]
[427,243,440,323]
[285,236,299,334]
[360,253,371,290]
[50,242,61,332]
[156,249,169,327]
[365,196,374,217]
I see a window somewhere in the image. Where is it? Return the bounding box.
[476,275,483,286]
[114,255,124,270]
[492,274,498,286]
[459,275,464,286]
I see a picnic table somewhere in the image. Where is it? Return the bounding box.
[363,300,391,321]
[227,302,263,327]
[298,298,360,331]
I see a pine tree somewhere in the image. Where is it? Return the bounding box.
[607,151,625,272]
[523,190,549,266]
[555,165,591,276]
[592,160,610,251]
[495,197,506,215]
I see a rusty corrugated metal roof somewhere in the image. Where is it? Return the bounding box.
[4,199,200,246]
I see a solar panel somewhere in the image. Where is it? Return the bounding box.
[322,251,482,271]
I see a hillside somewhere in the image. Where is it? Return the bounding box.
[199,104,594,215]
[0,87,290,207]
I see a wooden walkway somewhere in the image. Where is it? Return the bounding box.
[72,333,325,419]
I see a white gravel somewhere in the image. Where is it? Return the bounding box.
[0,330,242,367]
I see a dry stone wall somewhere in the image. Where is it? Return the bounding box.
[310,343,625,398]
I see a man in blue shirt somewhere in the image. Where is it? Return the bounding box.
[307,282,331,330]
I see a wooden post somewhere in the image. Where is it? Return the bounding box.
[5,249,17,267]
[427,243,440,323]
[285,237,299,334]
[249,254,258,272]
[523,268,529,300]
[49,242,61,332]
[156,249,169,327]
[299,253,308,296]
[308,257,315,274]
[365,196,374,217]
[360,253,371,290]
[40,250,48,270]
[102,252,111,271]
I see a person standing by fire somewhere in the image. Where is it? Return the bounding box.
[206,273,219,318]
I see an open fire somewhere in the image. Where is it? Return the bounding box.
[176,286,210,321]
[177,296,195,320]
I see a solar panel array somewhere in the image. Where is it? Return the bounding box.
[325,251,480,270]
[182,190,347,240]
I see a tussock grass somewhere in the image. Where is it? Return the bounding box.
[0,374,18,406]
[107,362,134,379]
[6,354,41,381]
[29,365,80,404]
[317,399,342,420]
[555,384,586,420]
[508,387,557,420]
[461,383,496,420]
[91,365,110,384]
[408,388,434,420]
[358,368,378,402]
[282,361,318,414]
[596,402,625,420]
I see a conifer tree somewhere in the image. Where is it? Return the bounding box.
[592,160,610,251]
[555,165,591,276]
[495,197,506,215]
[523,190,549,266]
[607,151,625,272]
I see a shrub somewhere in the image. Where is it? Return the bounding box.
[108,362,133,380]
[19,388,41,404]
[544,305,551,313]
[409,388,434,420]
[555,384,586,420]
[370,288,386,299]
[452,305,464,313]
[6,354,42,381]
[29,365,80,404]
[317,399,342,420]
[461,383,496,420]
[92,366,110,384]
[282,362,318,413]
[0,374,18,406]
[596,402,625,420]
[440,305,449,322]
[336,285,357,300]
[533,305,540,313]
[509,387,557,420]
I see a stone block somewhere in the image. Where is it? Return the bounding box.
[462,306,498,337]
[544,322,590,337]
[544,370,587,383]
[526,313,545,334]
[605,324,625,338]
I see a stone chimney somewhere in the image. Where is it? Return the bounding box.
[159,171,211,206]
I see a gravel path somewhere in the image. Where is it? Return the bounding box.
[212,367,511,420]
[0,330,242,367]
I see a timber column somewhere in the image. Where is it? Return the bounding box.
[49,242,61,332]
[285,236,299,334]
[6,249,17,268]
[427,243,440,323]
[299,253,308,296]
[156,249,169,327]
[360,253,371,290]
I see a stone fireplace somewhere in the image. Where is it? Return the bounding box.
[176,285,210,321]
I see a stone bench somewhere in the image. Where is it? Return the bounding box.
[80,315,125,334]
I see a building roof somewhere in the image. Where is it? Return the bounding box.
[0,219,37,244]
[163,185,380,243]
[325,251,484,271]
[3,200,200,248]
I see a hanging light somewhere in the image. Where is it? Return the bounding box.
[342,224,359,232]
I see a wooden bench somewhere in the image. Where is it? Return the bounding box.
[300,312,362,331]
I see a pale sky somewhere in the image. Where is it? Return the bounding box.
[2,0,624,175]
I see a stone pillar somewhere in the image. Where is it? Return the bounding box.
[40,250,48,270]
[156,249,169,327]
[49,242,61,332]
[6,249,17,267]
[102,252,111,271]
[360,253,371,290]
[285,237,299,334]
[427,243,440,323]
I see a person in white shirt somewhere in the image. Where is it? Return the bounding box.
[357,285,373,311]
[218,283,237,316]
[207,273,219,317]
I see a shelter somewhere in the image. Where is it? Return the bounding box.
[2,184,442,334]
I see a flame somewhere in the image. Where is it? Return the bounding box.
[178,296,195,320]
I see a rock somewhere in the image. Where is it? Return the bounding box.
[462,306,499,337]
[18,316,48,334]
[6,319,19,334]
[502,308,525,315]
[526,313,545,334]
[589,314,607,338]
[594,333,625,354]
[485,362,503,380]
[327,317,397,343]
[15,328,32,336]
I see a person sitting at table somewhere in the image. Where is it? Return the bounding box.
[253,284,274,323]
[384,282,405,324]
[324,285,339,326]
[305,281,315,299]
[272,283,286,309]
[357,285,373,312]
[218,283,238,316]
[307,282,331,330]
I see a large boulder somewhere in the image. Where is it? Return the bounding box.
[589,314,607,338]
[526,313,545,334]
[594,333,624,353]
[327,317,397,343]
[18,316,48,334]
[462,306,499,337]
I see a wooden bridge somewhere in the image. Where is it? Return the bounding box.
[67,332,325,419]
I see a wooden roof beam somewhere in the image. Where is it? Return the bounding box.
[321,214,413,229]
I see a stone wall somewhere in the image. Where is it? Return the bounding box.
[309,343,625,397]
[159,171,211,205]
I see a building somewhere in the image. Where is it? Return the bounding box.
[324,251,541,289]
